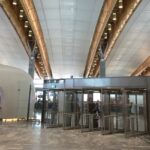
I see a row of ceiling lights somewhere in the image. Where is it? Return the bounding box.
[12,0,33,37]
[105,0,141,59]
[139,66,150,76]
[12,0,46,76]
[88,0,123,77]
[103,0,123,40]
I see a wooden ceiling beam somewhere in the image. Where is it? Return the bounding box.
[132,56,150,76]
[84,0,117,77]
[0,0,52,78]
[0,0,44,78]
[93,0,141,77]
[20,0,52,78]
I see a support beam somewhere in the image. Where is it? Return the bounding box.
[20,0,52,78]
[88,0,141,77]
[99,48,106,77]
[104,0,141,59]
[44,77,148,90]
[41,80,47,124]
[146,78,150,133]
[84,0,117,77]
[28,42,37,78]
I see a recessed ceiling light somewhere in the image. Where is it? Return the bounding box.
[108,23,112,31]
[112,12,117,21]
[12,0,17,5]
[24,21,29,28]
[28,30,32,37]
[119,0,123,9]
[19,10,24,18]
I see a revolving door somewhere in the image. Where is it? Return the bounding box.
[101,89,147,135]
[63,91,82,129]
[81,90,101,132]
[125,91,147,135]
[102,90,124,134]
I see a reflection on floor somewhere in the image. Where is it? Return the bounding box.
[34,110,42,121]
[0,122,150,150]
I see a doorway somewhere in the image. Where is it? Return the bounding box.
[126,91,147,134]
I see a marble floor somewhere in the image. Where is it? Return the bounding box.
[0,122,150,150]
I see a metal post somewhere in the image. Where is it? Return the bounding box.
[143,92,147,132]
[63,79,66,128]
[27,84,31,121]
[41,80,47,124]
[122,90,129,133]
[146,77,150,133]
[81,90,84,131]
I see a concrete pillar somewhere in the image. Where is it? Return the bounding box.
[99,47,106,77]
[27,42,37,121]
[100,59,106,77]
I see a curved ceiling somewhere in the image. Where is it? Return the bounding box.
[0,7,29,72]
[33,0,104,78]
[0,0,149,79]
[106,0,150,76]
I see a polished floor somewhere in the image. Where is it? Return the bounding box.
[0,122,150,150]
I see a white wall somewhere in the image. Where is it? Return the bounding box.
[0,65,35,119]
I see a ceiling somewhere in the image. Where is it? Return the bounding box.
[33,0,104,78]
[106,0,150,76]
[0,7,29,73]
[0,0,150,79]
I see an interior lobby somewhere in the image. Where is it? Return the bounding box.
[1,0,150,149]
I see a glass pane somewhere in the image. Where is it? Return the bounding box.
[110,94,116,114]
[84,94,88,102]
[93,93,101,102]
[128,94,137,131]
[128,95,136,114]
[137,94,145,132]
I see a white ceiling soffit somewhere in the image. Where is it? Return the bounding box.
[33,0,104,78]
[0,7,29,72]
[106,0,150,77]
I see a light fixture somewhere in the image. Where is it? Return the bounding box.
[118,0,123,9]
[104,32,108,39]
[112,12,117,21]
[35,45,38,49]
[19,10,24,18]
[37,55,40,59]
[108,23,112,31]
[31,56,34,60]
[28,30,32,37]
[12,0,17,5]
[24,21,29,28]
[93,63,96,66]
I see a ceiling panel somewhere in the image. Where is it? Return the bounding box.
[106,0,150,77]
[34,0,104,78]
[0,7,29,72]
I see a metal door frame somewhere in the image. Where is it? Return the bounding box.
[125,90,147,136]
